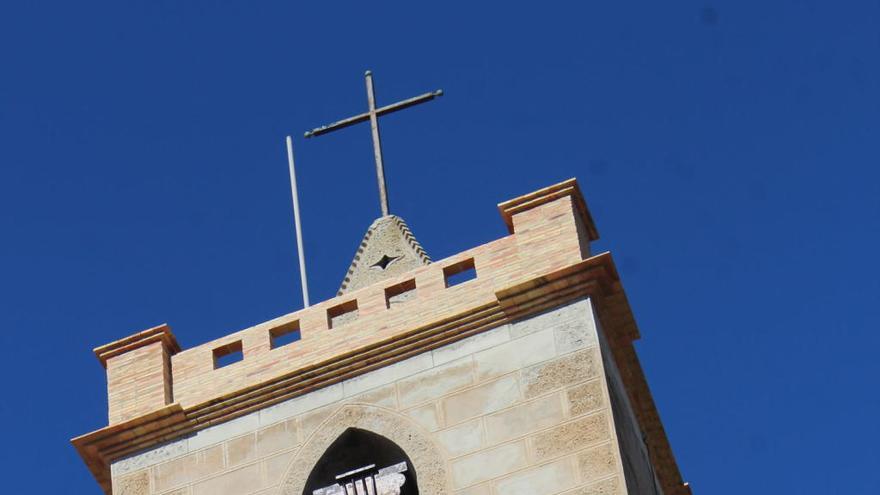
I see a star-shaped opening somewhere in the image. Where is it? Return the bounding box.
[371,254,401,271]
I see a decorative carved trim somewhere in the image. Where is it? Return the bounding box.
[278,404,451,495]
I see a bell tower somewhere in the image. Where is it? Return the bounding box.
[73,178,690,495]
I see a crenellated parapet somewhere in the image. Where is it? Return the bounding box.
[73,179,690,495]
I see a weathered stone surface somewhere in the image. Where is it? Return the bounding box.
[114,470,149,495]
[442,374,521,425]
[188,414,259,452]
[398,357,473,408]
[510,299,591,340]
[153,444,225,492]
[432,325,510,366]
[531,412,610,461]
[451,441,527,489]
[453,482,491,495]
[259,382,345,427]
[563,476,622,495]
[111,438,188,476]
[567,379,605,417]
[576,442,618,480]
[436,419,484,457]
[473,328,556,381]
[494,458,577,495]
[553,300,598,354]
[521,348,600,399]
[354,383,399,409]
[404,402,442,431]
[484,393,565,445]
[298,404,339,444]
[342,353,433,398]
[192,463,262,495]
[256,419,299,456]
[226,433,256,468]
[264,450,295,486]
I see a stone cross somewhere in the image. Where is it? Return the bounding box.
[313,462,408,495]
[304,71,443,217]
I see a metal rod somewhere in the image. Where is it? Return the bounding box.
[285,136,310,308]
[365,70,390,217]
[303,90,443,138]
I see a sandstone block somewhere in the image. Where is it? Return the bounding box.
[576,443,618,481]
[510,299,590,339]
[257,419,299,456]
[432,325,510,366]
[553,301,598,354]
[436,419,484,457]
[397,357,474,408]
[484,393,565,445]
[297,404,338,443]
[451,441,527,488]
[531,412,610,461]
[443,374,521,425]
[342,352,434,398]
[188,414,259,452]
[226,433,257,468]
[259,383,344,427]
[473,329,556,381]
[153,444,225,492]
[353,383,398,409]
[404,402,442,431]
[264,450,295,486]
[521,348,600,399]
[111,438,188,476]
[113,470,149,495]
[494,458,577,495]
[192,463,262,495]
[567,379,605,417]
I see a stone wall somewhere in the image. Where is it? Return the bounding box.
[598,317,663,495]
[110,298,633,495]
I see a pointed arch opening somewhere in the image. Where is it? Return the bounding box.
[303,427,419,495]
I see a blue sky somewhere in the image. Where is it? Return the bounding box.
[1,1,878,493]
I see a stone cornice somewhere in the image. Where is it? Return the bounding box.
[93,324,180,368]
[497,178,599,240]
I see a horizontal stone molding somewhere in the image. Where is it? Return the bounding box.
[94,324,180,368]
[497,177,598,240]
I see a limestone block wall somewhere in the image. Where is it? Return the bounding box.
[109,298,633,495]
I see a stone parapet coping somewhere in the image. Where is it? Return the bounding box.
[93,324,181,368]
[497,178,599,240]
[71,252,690,495]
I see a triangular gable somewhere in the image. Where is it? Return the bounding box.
[337,215,431,295]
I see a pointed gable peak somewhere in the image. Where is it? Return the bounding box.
[337,215,431,295]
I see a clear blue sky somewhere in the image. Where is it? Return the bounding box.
[1,1,878,493]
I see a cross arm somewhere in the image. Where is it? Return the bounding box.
[304,89,443,138]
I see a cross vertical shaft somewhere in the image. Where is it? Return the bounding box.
[365,71,390,217]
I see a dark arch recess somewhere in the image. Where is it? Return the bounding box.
[302,427,419,494]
